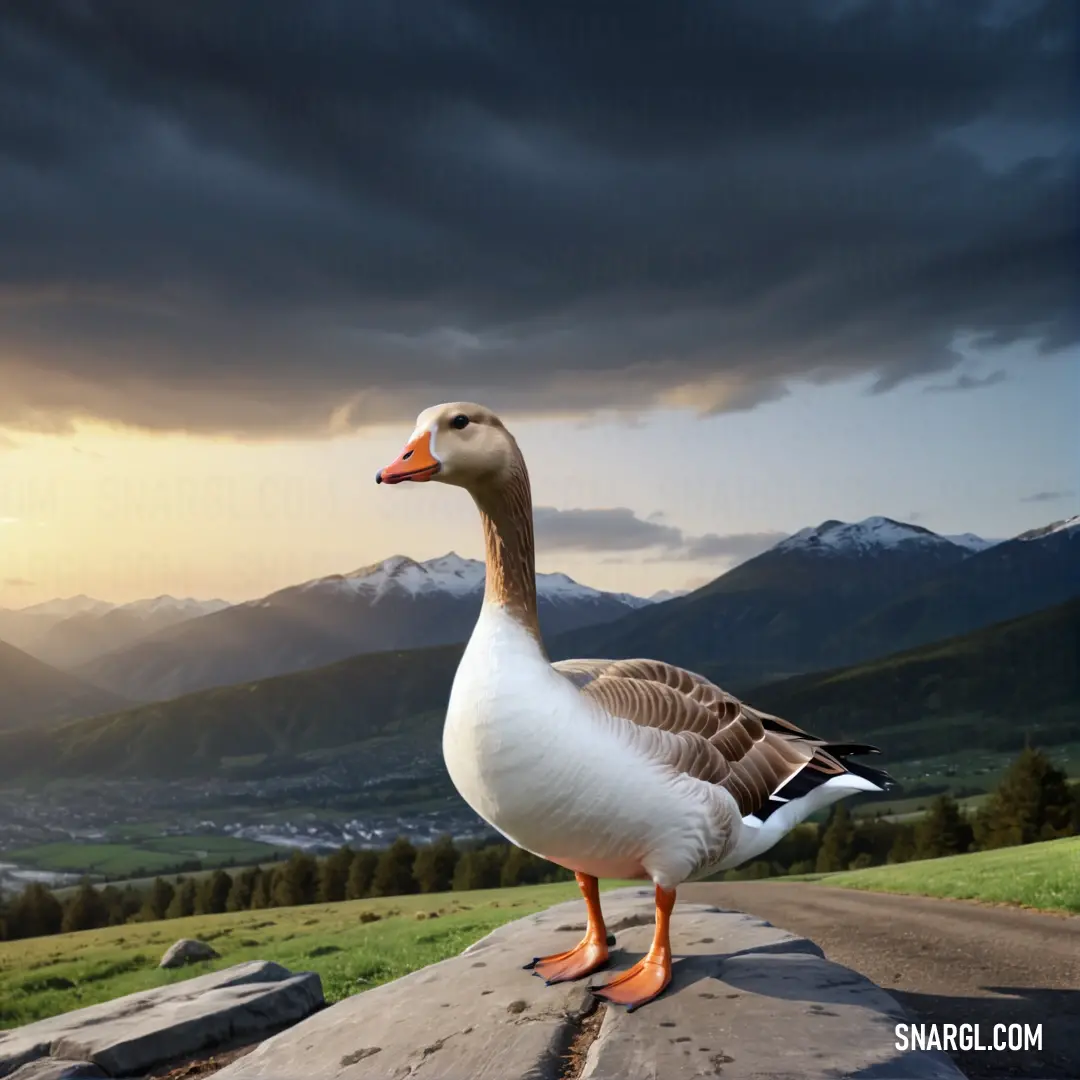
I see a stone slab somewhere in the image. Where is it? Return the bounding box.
[5,1063,105,1080]
[0,961,323,1079]
[213,887,964,1080]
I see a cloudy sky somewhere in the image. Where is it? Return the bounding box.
[0,0,1076,606]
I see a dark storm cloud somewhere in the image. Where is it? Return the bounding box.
[0,0,1076,436]
[534,505,784,563]
[534,506,683,552]
[923,369,1009,393]
[1020,489,1074,502]
[676,531,789,561]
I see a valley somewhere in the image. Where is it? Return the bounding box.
[0,514,1077,890]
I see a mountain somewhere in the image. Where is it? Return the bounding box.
[0,594,228,662]
[747,597,1080,764]
[549,516,977,685]
[550,515,1080,686]
[28,596,232,669]
[4,598,1074,783]
[17,595,115,618]
[0,640,130,732]
[74,554,652,701]
[844,514,1080,660]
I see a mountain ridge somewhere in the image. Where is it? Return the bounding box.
[2,597,1073,782]
[72,554,654,701]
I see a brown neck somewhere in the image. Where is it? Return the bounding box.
[470,445,543,648]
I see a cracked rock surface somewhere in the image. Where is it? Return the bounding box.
[212,887,964,1080]
[0,961,323,1079]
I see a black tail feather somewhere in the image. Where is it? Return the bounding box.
[829,749,900,793]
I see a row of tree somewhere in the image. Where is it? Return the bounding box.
[0,836,573,941]
[1,747,1076,941]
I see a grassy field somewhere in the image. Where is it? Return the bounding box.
[800,836,1080,913]
[0,880,633,1030]
[5,836,281,878]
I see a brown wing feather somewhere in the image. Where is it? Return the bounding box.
[553,657,840,818]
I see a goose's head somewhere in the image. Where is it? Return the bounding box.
[376,402,518,491]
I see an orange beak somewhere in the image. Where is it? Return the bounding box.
[375,430,441,485]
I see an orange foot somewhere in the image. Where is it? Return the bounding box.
[524,871,611,984]
[588,953,671,1011]
[589,882,676,1012]
[523,937,610,984]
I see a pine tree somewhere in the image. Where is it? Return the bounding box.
[371,838,418,897]
[346,850,378,900]
[166,878,198,919]
[452,844,505,891]
[413,835,459,894]
[319,846,356,903]
[975,747,1075,849]
[141,878,175,921]
[250,868,274,909]
[273,852,320,908]
[227,867,262,912]
[887,826,916,864]
[62,881,109,933]
[815,803,855,872]
[500,845,545,887]
[8,883,63,940]
[197,870,233,915]
[915,794,972,859]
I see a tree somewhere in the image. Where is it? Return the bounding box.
[975,747,1076,849]
[197,870,233,915]
[346,850,379,900]
[815,803,855,872]
[500,845,545,888]
[371,838,418,897]
[8,883,63,940]
[227,867,262,912]
[273,852,320,908]
[915,795,972,860]
[142,878,175,921]
[887,827,916,864]
[319,846,356,903]
[62,881,109,933]
[166,878,198,919]
[250,868,274,910]
[413,836,459,894]
[453,845,505,891]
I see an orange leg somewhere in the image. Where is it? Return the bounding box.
[588,884,675,1011]
[523,872,610,984]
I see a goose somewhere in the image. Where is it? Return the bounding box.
[376,402,895,1011]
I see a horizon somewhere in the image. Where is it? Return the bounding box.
[8,510,1080,612]
[0,2,1076,608]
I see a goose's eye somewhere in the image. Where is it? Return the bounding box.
[450,414,470,430]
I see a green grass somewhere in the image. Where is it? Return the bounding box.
[799,836,1080,913]
[0,880,630,1029]
[5,836,282,878]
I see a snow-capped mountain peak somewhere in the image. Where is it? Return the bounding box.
[292,553,649,606]
[1016,514,1080,542]
[775,516,960,556]
[944,533,999,553]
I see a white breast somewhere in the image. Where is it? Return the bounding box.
[442,604,742,887]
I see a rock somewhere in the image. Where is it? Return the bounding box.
[159,939,220,969]
[0,961,323,1079]
[212,887,964,1080]
[5,1063,105,1080]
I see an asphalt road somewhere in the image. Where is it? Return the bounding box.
[681,882,1080,1080]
